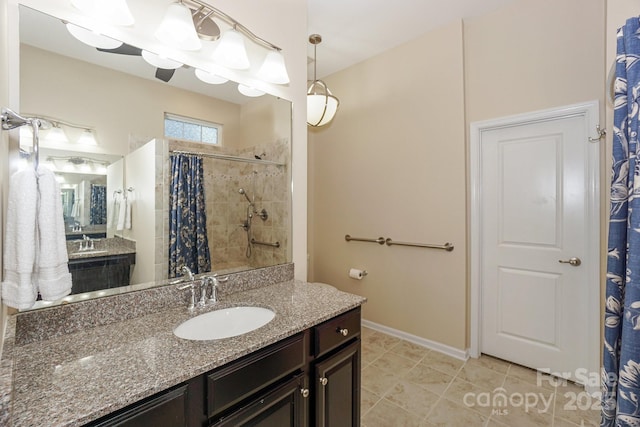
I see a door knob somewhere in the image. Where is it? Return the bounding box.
[558,257,581,266]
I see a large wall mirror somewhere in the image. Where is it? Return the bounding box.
[17,5,293,309]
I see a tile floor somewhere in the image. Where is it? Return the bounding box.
[360,327,601,427]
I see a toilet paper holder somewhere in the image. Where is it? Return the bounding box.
[349,268,368,279]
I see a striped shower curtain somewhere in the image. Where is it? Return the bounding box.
[168,154,211,278]
[602,16,640,427]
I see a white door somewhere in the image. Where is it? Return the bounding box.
[476,105,599,383]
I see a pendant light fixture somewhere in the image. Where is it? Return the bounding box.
[307,34,339,127]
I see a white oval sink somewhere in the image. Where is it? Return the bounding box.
[173,306,275,340]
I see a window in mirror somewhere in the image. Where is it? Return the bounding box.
[164,113,222,145]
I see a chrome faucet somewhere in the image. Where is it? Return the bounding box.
[203,274,228,303]
[176,266,197,310]
[180,265,195,281]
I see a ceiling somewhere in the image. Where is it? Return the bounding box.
[307,0,521,78]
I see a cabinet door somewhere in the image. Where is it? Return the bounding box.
[314,340,361,427]
[211,374,308,427]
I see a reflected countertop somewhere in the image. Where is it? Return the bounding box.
[3,280,366,427]
[66,236,136,261]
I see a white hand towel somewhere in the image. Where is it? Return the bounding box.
[1,169,38,309]
[116,195,126,231]
[35,166,72,301]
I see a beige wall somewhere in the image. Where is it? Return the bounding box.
[20,45,243,157]
[309,21,467,349]
[309,0,606,352]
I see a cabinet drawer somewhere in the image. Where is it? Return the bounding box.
[87,383,189,427]
[313,308,361,358]
[207,332,307,419]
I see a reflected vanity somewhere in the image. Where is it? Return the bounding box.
[17,5,293,308]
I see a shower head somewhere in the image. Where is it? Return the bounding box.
[238,188,253,204]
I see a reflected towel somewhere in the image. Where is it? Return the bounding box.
[35,166,72,301]
[107,197,120,229]
[116,196,126,230]
[124,194,132,230]
[1,169,38,309]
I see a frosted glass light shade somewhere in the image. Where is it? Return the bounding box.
[71,0,135,26]
[46,126,69,144]
[257,51,290,84]
[307,80,339,127]
[238,84,265,97]
[155,2,202,51]
[142,50,183,69]
[195,69,228,85]
[66,23,123,49]
[212,29,250,70]
[78,129,98,145]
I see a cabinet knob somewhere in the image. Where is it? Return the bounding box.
[338,328,349,337]
[300,388,310,398]
[319,377,328,386]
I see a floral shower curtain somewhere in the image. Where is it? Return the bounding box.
[602,17,640,427]
[168,154,211,278]
[89,184,107,225]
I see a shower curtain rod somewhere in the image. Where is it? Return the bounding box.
[170,149,284,166]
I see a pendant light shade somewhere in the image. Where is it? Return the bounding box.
[212,29,250,70]
[155,2,202,51]
[257,50,290,84]
[71,0,135,26]
[66,23,123,49]
[307,81,339,127]
[307,34,338,127]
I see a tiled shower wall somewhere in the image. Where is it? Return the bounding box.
[163,139,291,275]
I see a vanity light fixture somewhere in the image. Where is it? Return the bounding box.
[307,34,339,127]
[19,115,98,146]
[71,0,135,26]
[77,129,98,146]
[47,123,70,144]
[65,23,123,49]
[141,50,183,70]
[155,1,202,51]
[212,28,250,70]
[237,84,265,97]
[195,68,229,85]
[257,50,290,85]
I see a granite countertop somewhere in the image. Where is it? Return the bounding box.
[67,237,136,261]
[6,280,366,427]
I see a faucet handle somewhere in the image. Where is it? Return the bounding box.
[176,282,196,310]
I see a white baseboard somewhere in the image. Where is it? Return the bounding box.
[362,319,469,361]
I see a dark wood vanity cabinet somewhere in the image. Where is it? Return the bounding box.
[311,308,361,427]
[84,307,361,427]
